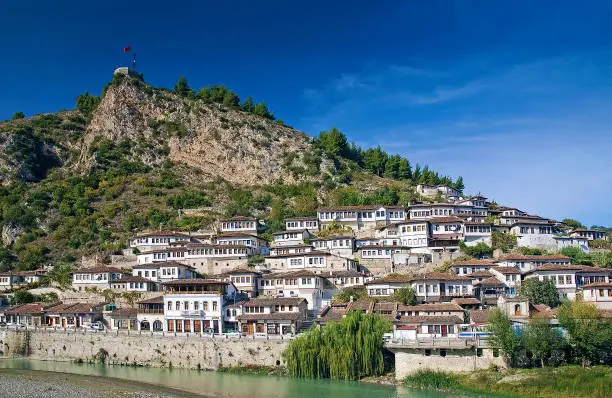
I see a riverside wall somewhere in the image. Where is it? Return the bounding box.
[0,329,288,370]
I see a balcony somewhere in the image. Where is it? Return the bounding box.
[180,310,207,317]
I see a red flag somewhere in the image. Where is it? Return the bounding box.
[123,46,131,53]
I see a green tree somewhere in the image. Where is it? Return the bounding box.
[460,241,493,258]
[488,309,521,366]
[383,155,401,179]
[242,96,255,113]
[315,127,349,158]
[562,218,584,229]
[173,76,193,97]
[222,90,240,108]
[363,146,388,176]
[47,262,74,289]
[561,246,593,265]
[76,92,101,118]
[397,158,412,180]
[523,317,565,367]
[10,290,36,305]
[122,291,142,307]
[492,231,517,252]
[12,111,25,120]
[453,176,465,191]
[283,311,391,380]
[252,101,274,119]
[518,278,560,308]
[391,287,417,305]
[332,287,368,303]
[557,300,605,366]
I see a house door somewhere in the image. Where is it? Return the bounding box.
[441,325,448,337]
[62,318,66,328]
[440,283,446,296]
[194,320,201,333]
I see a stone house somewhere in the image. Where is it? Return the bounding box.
[218,216,263,234]
[136,296,164,331]
[258,270,330,311]
[569,229,606,241]
[129,231,192,252]
[285,217,319,232]
[44,302,103,328]
[109,275,158,292]
[131,261,197,283]
[72,266,124,291]
[237,297,308,336]
[580,282,612,310]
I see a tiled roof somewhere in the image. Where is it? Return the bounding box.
[318,205,404,212]
[237,312,302,321]
[265,250,332,259]
[137,296,164,304]
[220,216,257,222]
[162,278,229,286]
[74,266,124,274]
[262,270,318,279]
[318,306,347,323]
[4,302,56,315]
[469,309,493,324]
[580,282,612,289]
[243,297,306,306]
[365,275,412,285]
[324,270,364,278]
[398,315,464,325]
[359,245,409,250]
[110,275,153,284]
[527,264,611,273]
[476,276,504,286]
[490,266,521,275]
[132,261,193,270]
[227,268,262,275]
[451,260,496,267]
[499,254,570,261]
[451,298,481,305]
[346,300,374,313]
[429,216,464,223]
[410,272,471,282]
[398,303,464,312]
[466,270,493,278]
[109,308,139,317]
[216,232,262,239]
[134,231,190,238]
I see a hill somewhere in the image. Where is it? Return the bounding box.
[0,73,460,271]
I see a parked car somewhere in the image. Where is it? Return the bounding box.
[89,321,105,331]
[203,328,215,335]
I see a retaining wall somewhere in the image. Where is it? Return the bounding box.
[0,329,288,370]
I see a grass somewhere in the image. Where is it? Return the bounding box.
[403,366,612,398]
[217,364,286,376]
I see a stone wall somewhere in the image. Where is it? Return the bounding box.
[0,330,288,370]
[392,347,505,379]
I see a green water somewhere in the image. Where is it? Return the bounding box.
[0,359,455,398]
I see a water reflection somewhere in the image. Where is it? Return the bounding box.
[0,359,452,398]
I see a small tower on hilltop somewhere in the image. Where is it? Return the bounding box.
[113,45,143,80]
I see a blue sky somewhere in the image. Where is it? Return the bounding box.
[1,1,611,226]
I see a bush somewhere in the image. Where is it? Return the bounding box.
[76,92,101,118]
[403,370,458,390]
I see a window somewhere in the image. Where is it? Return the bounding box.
[194,302,199,311]
[167,301,172,310]
[184,301,189,310]
[213,301,218,311]
[175,301,180,311]
[440,349,447,357]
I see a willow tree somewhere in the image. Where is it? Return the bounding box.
[283,311,391,380]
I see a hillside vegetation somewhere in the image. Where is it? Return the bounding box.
[0,74,461,271]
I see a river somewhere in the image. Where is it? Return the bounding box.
[0,359,456,398]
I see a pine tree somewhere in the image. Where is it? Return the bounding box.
[242,96,255,113]
[397,158,412,180]
[383,154,401,179]
[222,90,240,108]
[454,176,465,191]
[173,76,193,97]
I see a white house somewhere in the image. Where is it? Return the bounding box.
[136,296,165,331]
[258,270,330,311]
[132,261,197,283]
[130,231,192,252]
[162,279,238,334]
[489,267,521,296]
[408,203,460,220]
[378,220,430,248]
[553,236,589,253]
[509,220,556,249]
[269,244,313,256]
[311,234,354,257]
[580,282,612,310]
[317,205,405,231]
[219,216,262,234]
[569,229,606,241]
[271,230,313,248]
[265,250,358,272]
[224,268,262,297]
[0,273,25,291]
[110,275,158,292]
[463,222,492,246]
[322,270,368,288]
[524,264,611,300]
[237,297,308,336]
[416,184,461,200]
[72,266,124,291]
[409,273,474,303]
[285,218,319,232]
[365,275,412,297]
[450,260,496,276]
[215,232,269,254]
[495,254,571,274]
[137,247,187,265]
[184,243,256,267]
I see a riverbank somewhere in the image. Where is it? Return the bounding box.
[403,366,612,398]
[0,368,198,397]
